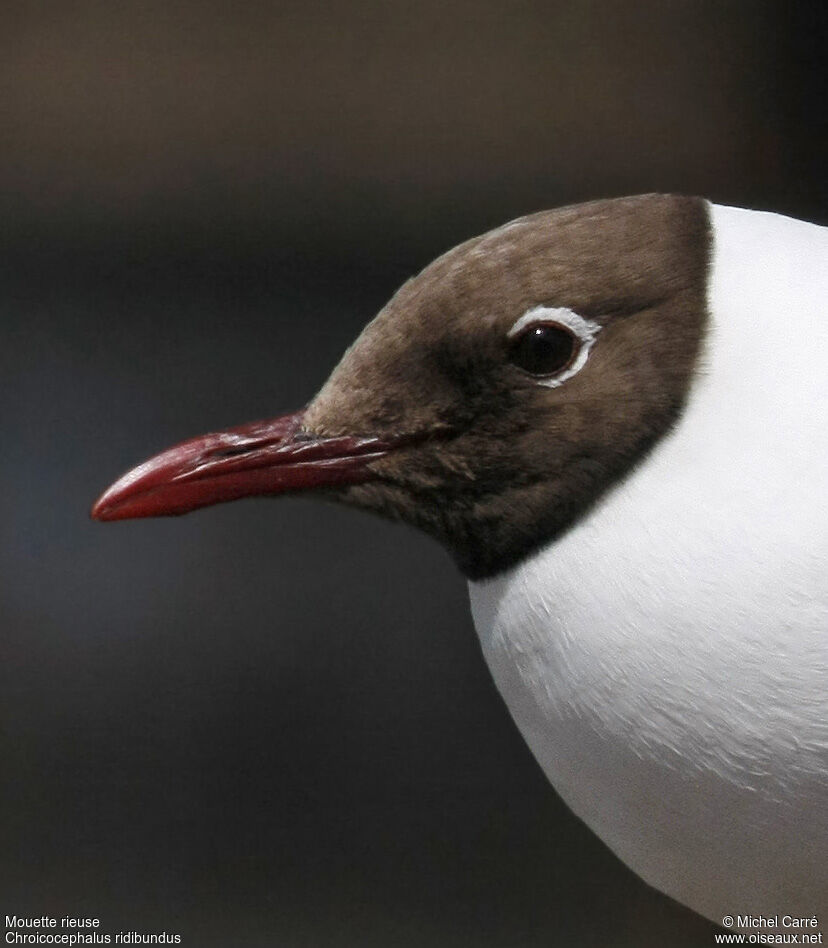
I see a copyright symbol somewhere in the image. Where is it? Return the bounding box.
[722,916,734,928]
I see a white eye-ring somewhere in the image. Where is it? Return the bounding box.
[507,306,602,387]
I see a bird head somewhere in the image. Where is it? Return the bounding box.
[92,194,709,578]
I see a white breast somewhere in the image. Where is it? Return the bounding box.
[469,203,828,924]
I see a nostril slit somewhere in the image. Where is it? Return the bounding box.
[209,445,257,459]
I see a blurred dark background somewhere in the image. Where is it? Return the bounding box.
[2,3,825,945]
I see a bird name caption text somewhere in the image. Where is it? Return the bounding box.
[4,917,182,945]
[715,915,823,944]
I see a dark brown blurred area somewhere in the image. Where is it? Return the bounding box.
[1,3,825,947]
[2,2,824,253]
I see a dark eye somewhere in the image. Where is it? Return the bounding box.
[508,322,578,376]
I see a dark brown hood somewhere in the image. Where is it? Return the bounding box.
[93,194,711,579]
